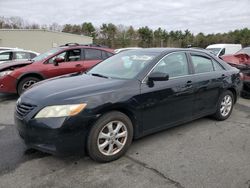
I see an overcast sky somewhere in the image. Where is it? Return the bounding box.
[0,0,250,34]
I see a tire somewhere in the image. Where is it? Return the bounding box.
[213,90,234,121]
[17,77,41,95]
[87,111,133,162]
[241,83,250,99]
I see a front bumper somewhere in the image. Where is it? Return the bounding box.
[0,75,17,93]
[15,112,97,156]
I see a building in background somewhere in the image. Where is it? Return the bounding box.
[0,29,93,53]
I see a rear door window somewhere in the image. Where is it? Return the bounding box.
[14,52,31,60]
[84,49,102,60]
[191,55,214,74]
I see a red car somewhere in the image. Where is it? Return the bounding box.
[221,47,250,98]
[0,43,114,95]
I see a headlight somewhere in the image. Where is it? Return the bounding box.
[0,71,13,77]
[34,103,87,118]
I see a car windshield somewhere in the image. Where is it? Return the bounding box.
[236,47,250,55]
[87,50,159,79]
[32,48,62,62]
[206,48,221,56]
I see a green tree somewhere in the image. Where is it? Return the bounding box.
[82,22,96,38]
[100,23,117,48]
[138,26,153,47]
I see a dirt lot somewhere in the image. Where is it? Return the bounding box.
[0,93,249,188]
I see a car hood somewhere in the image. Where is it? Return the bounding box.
[22,74,128,104]
[0,60,32,71]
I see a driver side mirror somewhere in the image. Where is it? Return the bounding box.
[148,72,169,81]
[147,72,169,87]
[53,57,64,66]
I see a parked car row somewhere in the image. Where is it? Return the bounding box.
[15,48,241,162]
[0,43,114,95]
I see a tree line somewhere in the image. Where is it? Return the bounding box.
[1,16,250,49]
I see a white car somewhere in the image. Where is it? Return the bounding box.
[0,49,39,64]
[0,47,18,51]
[206,44,242,57]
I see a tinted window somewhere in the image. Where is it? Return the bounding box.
[0,52,12,61]
[191,55,214,73]
[85,49,102,60]
[152,52,189,78]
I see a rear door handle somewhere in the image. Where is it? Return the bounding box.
[75,64,82,67]
[185,80,192,87]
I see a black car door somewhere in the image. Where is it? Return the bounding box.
[188,52,226,117]
[139,52,194,134]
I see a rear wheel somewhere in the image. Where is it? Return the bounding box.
[17,77,41,95]
[213,90,234,121]
[87,111,133,162]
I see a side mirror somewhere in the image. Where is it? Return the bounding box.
[53,57,64,66]
[148,72,169,82]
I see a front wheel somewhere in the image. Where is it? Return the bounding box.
[17,77,41,95]
[213,90,234,121]
[87,111,133,162]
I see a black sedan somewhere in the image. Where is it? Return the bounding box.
[15,48,241,162]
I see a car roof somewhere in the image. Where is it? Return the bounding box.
[59,43,114,53]
[130,47,211,54]
[0,49,39,54]
[206,44,242,48]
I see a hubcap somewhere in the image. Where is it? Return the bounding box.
[22,80,37,91]
[220,95,232,117]
[97,121,128,156]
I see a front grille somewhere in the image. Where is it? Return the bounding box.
[16,102,36,118]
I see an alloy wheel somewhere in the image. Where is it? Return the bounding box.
[97,121,128,156]
[220,95,232,117]
[22,80,37,91]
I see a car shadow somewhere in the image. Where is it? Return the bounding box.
[0,93,18,102]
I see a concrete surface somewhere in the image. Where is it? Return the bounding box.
[0,93,249,188]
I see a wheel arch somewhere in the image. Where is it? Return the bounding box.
[227,87,237,104]
[95,105,140,139]
[16,72,45,91]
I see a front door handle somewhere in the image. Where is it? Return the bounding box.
[221,74,226,78]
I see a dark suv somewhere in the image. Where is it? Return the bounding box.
[0,43,114,95]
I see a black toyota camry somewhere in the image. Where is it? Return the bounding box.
[15,48,241,162]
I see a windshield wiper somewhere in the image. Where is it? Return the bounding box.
[90,73,109,79]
